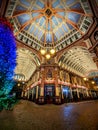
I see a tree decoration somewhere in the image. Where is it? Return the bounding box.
[0,19,17,110]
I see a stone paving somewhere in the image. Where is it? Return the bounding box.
[0,100,98,130]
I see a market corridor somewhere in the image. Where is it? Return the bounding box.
[0,100,98,130]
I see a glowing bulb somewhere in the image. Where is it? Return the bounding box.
[40,49,46,55]
[50,48,55,55]
[91,81,95,84]
[46,54,51,59]
[17,83,20,86]
[83,77,87,81]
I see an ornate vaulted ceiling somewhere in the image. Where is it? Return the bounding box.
[4,0,98,81]
[58,47,98,77]
[15,48,40,81]
[6,0,93,50]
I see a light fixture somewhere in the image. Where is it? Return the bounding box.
[17,83,20,87]
[91,81,95,84]
[45,54,51,59]
[40,47,55,59]
[83,77,87,81]
[40,49,46,55]
[50,48,55,55]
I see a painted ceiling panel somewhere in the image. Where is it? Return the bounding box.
[29,25,34,33]
[36,0,44,8]
[17,14,30,25]
[52,0,60,8]
[19,0,30,7]
[34,28,38,36]
[66,0,75,6]
[57,17,62,23]
[57,5,64,9]
[39,20,43,26]
[47,22,50,30]
[35,18,39,23]
[59,28,64,35]
[70,2,82,9]
[54,34,57,41]
[16,5,27,10]
[37,31,43,39]
[32,6,39,10]
[62,24,68,32]
[57,29,62,37]
[41,34,44,42]
[55,31,60,39]
[68,13,81,23]
[49,34,52,43]
[57,12,65,17]
[66,23,73,30]
[24,24,31,31]
[32,12,39,17]
[39,17,45,26]
[52,16,58,26]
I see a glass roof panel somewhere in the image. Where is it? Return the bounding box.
[39,17,45,26]
[19,0,30,7]
[62,24,68,32]
[66,23,73,29]
[29,25,35,33]
[66,0,75,6]
[24,24,31,31]
[8,0,92,47]
[57,12,65,17]
[57,5,64,9]
[46,33,52,43]
[16,5,27,10]
[32,12,39,17]
[57,17,62,23]
[54,34,57,41]
[32,6,39,10]
[55,31,59,39]
[70,2,82,9]
[17,14,30,25]
[37,31,43,39]
[39,19,44,26]
[36,0,44,8]
[34,28,38,36]
[68,13,81,23]
[52,16,58,26]
[52,0,60,8]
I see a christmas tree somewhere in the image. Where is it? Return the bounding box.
[0,19,17,111]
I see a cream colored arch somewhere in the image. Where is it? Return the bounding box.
[58,46,97,76]
[14,48,41,81]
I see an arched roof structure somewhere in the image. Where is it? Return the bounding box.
[4,0,98,81]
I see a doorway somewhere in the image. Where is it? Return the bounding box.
[44,85,55,104]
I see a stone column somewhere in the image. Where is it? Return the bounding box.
[36,86,39,99]
[61,85,64,99]
[40,67,45,97]
[70,87,73,99]
[76,88,80,99]
[54,67,61,104]
[27,90,30,99]
[32,89,34,100]
[39,67,45,104]
[21,91,24,98]
[24,91,27,98]
[54,67,59,96]
[86,89,89,97]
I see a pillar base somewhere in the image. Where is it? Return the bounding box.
[54,96,61,105]
[38,96,45,104]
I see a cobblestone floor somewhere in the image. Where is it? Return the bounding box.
[0,100,98,130]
